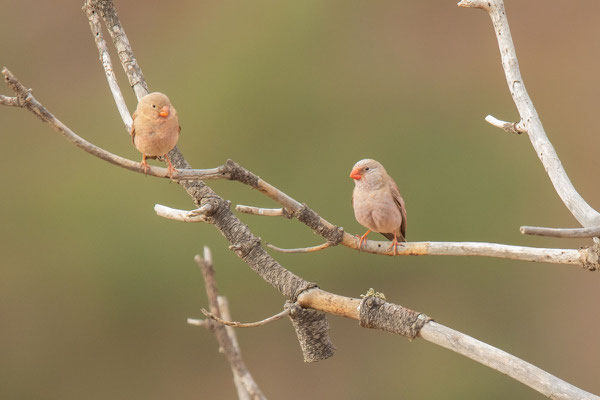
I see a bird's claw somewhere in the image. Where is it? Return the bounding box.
[140,158,149,175]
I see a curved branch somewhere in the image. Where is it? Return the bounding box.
[266,242,334,254]
[200,307,291,328]
[1,0,595,397]
[297,288,599,400]
[459,0,600,227]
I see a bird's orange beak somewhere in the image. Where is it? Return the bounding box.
[350,168,362,180]
[159,105,170,118]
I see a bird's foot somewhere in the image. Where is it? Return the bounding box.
[387,238,401,256]
[357,230,371,252]
[165,154,178,180]
[140,156,149,175]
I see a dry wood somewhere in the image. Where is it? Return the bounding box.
[459,0,600,227]
[0,0,597,398]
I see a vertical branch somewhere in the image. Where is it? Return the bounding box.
[86,0,149,100]
[83,2,132,131]
[458,0,600,227]
[218,296,251,400]
[196,247,266,400]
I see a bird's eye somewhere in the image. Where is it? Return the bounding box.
[365,167,370,171]
[152,104,156,108]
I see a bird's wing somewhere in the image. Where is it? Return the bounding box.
[130,111,137,145]
[390,180,407,241]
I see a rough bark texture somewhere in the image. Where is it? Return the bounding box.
[285,302,336,362]
[197,254,266,400]
[359,296,431,339]
[88,0,333,353]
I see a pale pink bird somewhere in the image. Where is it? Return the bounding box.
[130,92,180,178]
[350,159,407,255]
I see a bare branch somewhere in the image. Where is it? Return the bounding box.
[459,0,600,227]
[0,94,19,107]
[195,248,266,400]
[297,288,599,400]
[218,296,252,400]
[220,161,595,268]
[485,115,525,134]
[186,318,210,328]
[0,69,227,180]
[154,203,213,223]
[85,0,148,100]
[236,205,283,216]
[83,3,132,131]
[3,1,594,397]
[266,242,333,253]
[200,307,291,328]
[521,225,600,238]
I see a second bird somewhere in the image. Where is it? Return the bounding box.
[350,159,407,255]
[130,92,181,178]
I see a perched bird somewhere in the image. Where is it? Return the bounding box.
[130,92,180,178]
[350,159,407,255]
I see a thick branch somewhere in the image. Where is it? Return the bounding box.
[297,288,599,400]
[459,0,600,227]
[1,1,593,397]
[81,0,334,359]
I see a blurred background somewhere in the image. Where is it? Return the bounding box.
[2,0,600,398]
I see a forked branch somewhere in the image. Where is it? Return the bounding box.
[459,0,600,227]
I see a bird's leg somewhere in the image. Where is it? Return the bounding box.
[140,154,149,175]
[388,232,399,256]
[164,154,178,180]
[357,229,371,251]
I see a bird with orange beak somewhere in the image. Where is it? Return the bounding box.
[350,159,407,255]
[130,92,180,178]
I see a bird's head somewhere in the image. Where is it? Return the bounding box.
[350,159,387,188]
[139,92,173,120]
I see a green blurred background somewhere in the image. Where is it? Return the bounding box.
[2,1,600,398]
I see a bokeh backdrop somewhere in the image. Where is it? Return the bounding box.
[2,1,600,399]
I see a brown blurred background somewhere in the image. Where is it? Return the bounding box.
[2,1,600,398]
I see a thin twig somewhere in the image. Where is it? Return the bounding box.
[236,205,284,217]
[521,225,600,238]
[154,203,213,223]
[485,115,525,134]
[83,3,132,131]
[201,308,291,328]
[218,296,252,400]
[186,318,210,328]
[459,0,600,227]
[0,94,19,107]
[266,242,334,253]
[195,248,266,400]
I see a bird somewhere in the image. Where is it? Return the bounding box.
[350,159,407,255]
[130,92,180,178]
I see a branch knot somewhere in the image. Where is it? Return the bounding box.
[581,238,600,271]
[297,204,344,245]
[224,159,259,187]
[284,301,335,362]
[359,295,431,339]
